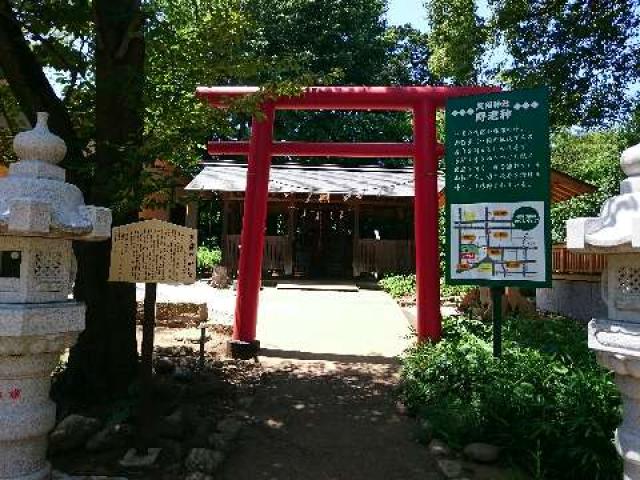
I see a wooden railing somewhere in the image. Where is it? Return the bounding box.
[354,239,415,276]
[552,244,606,275]
[223,235,291,276]
[263,236,291,273]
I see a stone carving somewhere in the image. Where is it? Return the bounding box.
[567,141,640,479]
[0,112,112,480]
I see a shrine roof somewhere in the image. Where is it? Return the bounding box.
[186,163,429,198]
[185,162,595,202]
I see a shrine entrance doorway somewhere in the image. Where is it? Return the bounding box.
[294,204,354,279]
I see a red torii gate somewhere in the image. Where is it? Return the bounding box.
[196,85,499,358]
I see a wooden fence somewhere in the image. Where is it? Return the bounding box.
[354,239,415,276]
[552,244,606,275]
[223,235,290,276]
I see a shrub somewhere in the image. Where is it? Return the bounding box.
[379,274,416,298]
[401,315,621,479]
[379,275,474,301]
[440,283,474,300]
[196,246,222,276]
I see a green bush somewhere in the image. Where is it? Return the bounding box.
[379,275,474,301]
[440,283,474,299]
[401,315,621,479]
[379,274,416,298]
[196,246,222,276]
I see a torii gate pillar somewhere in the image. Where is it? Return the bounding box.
[413,100,442,341]
[230,105,275,357]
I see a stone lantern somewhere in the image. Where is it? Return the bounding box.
[0,112,111,480]
[567,142,640,480]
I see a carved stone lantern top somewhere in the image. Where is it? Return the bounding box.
[0,112,111,239]
[567,142,640,252]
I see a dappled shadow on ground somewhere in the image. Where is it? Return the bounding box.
[219,355,442,480]
[260,348,399,365]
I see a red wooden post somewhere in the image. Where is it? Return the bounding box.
[231,104,275,357]
[413,100,442,342]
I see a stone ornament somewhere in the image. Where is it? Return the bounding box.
[0,112,111,238]
[0,112,112,480]
[13,112,67,165]
[567,141,640,480]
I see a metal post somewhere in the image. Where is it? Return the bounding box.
[491,286,505,357]
[231,104,274,358]
[413,100,442,342]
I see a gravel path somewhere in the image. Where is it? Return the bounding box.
[219,356,442,480]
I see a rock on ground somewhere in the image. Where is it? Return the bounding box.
[52,472,127,480]
[463,443,500,463]
[437,459,464,479]
[185,448,224,474]
[216,417,242,441]
[428,439,452,457]
[49,415,102,453]
[86,423,133,452]
[184,473,215,480]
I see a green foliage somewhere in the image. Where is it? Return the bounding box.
[489,0,639,127]
[401,315,621,479]
[550,129,627,243]
[440,283,473,299]
[196,246,222,276]
[379,274,416,298]
[424,0,639,127]
[425,0,486,84]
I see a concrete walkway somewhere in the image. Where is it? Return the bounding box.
[137,282,414,358]
[258,287,412,358]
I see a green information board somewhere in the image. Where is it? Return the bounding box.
[444,87,551,288]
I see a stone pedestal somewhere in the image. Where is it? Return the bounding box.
[0,113,111,479]
[589,319,640,478]
[567,142,640,479]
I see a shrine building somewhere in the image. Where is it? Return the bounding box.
[184,161,596,280]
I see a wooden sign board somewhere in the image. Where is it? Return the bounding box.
[109,219,197,284]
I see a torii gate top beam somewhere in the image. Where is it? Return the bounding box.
[196,85,499,110]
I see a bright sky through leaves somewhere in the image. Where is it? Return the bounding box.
[387,0,427,30]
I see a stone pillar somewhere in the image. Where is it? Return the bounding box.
[0,113,111,479]
[567,142,640,479]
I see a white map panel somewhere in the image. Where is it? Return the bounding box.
[450,201,546,283]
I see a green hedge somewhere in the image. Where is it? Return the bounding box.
[401,315,621,479]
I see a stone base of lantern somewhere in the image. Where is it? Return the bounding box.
[590,318,640,480]
[0,302,84,480]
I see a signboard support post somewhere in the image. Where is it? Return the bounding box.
[491,286,504,358]
[137,281,158,455]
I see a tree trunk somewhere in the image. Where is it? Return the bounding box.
[62,0,146,402]
[0,0,145,402]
